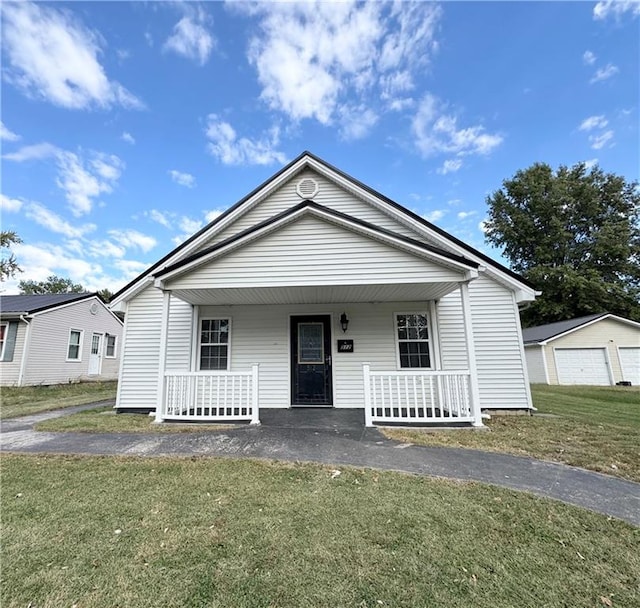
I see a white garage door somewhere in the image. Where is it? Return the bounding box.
[619,347,640,386]
[555,348,611,385]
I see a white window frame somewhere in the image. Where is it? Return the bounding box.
[66,329,84,362]
[198,318,231,371]
[0,322,7,360]
[105,334,117,358]
[394,312,434,370]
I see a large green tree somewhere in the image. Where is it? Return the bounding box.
[19,275,86,295]
[484,162,640,326]
[0,231,22,282]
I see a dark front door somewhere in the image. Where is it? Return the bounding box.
[291,315,333,406]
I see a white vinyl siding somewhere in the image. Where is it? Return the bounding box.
[167,215,465,290]
[116,287,163,409]
[17,298,123,386]
[524,345,548,384]
[202,169,431,249]
[165,297,193,371]
[554,348,611,385]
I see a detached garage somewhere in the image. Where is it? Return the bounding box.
[523,313,640,386]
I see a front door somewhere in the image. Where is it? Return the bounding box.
[291,315,332,406]
[88,333,103,375]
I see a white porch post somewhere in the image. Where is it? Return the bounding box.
[155,290,171,423]
[250,363,260,425]
[362,363,373,427]
[460,281,483,427]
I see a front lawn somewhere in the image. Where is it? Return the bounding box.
[0,381,118,420]
[384,385,640,482]
[2,454,638,608]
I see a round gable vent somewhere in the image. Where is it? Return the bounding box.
[90,302,99,315]
[296,177,319,199]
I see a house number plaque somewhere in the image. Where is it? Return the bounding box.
[337,340,354,353]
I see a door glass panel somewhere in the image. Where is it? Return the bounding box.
[298,323,324,364]
[91,335,100,355]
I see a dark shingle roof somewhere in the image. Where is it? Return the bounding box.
[522,313,608,344]
[0,293,96,315]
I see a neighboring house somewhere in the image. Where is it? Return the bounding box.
[110,151,538,426]
[523,313,640,386]
[0,293,123,386]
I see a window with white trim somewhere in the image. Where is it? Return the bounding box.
[199,319,230,370]
[396,313,432,369]
[0,323,7,359]
[67,329,83,361]
[105,334,117,358]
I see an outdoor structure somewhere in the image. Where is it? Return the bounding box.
[110,152,538,426]
[0,293,123,387]
[523,313,640,386]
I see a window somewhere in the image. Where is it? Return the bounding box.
[105,335,117,358]
[199,319,230,370]
[396,313,431,369]
[67,330,83,361]
[0,323,7,360]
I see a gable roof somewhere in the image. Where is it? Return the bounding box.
[111,151,534,305]
[522,313,640,344]
[0,293,98,316]
[155,201,479,281]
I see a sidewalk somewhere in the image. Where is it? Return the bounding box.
[2,403,639,526]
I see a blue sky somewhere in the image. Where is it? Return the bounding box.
[1,0,638,295]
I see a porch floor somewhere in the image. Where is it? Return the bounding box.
[259,407,365,432]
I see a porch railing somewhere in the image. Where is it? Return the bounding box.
[162,365,259,424]
[362,364,474,426]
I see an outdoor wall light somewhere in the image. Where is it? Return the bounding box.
[340,312,349,333]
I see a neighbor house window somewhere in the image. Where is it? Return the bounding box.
[67,329,83,361]
[0,323,7,359]
[199,319,230,370]
[105,335,117,358]
[396,313,431,369]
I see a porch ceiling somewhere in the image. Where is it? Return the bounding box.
[170,281,461,306]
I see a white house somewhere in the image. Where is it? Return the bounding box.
[523,313,640,386]
[111,152,538,426]
[0,293,123,386]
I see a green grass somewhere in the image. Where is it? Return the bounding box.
[0,381,117,420]
[2,454,638,608]
[35,406,237,433]
[383,385,640,482]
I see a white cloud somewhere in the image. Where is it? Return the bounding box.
[582,50,597,65]
[2,142,59,162]
[478,220,488,234]
[584,158,599,169]
[437,159,463,175]
[594,0,640,20]
[0,121,20,141]
[108,229,157,253]
[205,114,286,166]
[0,194,23,213]
[457,211,476,220]
[590,64,619,83]
[146,209,173,229]
[589,130,614,149]
[579,115,608,131]
[0,1,144,110]
[164,13,214,65]
[121,132,135,144]
[238,1,440,131]
[56,151,124,216]
[24,202,96,238]
[413,94,503,158]
[4,144,124,215]
[169,170,196,188]
[423,209,446,223]
[338,105,378,140]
